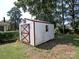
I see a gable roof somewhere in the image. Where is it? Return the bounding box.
[23,18,50,24]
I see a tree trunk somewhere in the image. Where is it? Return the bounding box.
[62,0,64,34]
[72,0,75,31]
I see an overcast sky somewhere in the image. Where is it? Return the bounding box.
[0,0,32,21]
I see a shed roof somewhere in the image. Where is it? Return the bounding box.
[22,18,50,24]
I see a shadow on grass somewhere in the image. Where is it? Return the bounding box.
[36,34,79,50]
[0,40,16,45]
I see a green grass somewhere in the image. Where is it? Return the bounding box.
[0,34,79,59]
[0,43,28,59]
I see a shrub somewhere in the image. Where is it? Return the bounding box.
[59,27,71,34]
[75,29,79,34]
[55,27,62,35]
[0,31,19,43]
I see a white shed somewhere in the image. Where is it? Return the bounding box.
[19,18,54,46]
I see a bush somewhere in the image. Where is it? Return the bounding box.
[59,27,72,34]
[55,27,62,35]
[0,31,19,43]
[75,29,79,34]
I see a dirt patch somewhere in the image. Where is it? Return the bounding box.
[24,43,75,59]
[49,44,75,59]
[23,34,76,59]
[25,45,49,59]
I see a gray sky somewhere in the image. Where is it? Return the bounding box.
[0,0,32,21]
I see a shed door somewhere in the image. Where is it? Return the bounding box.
[21,24,30,44]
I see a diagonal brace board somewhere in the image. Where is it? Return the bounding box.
[21,24,30,43]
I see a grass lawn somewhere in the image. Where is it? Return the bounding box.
[0,34,79,59]
[0,43,27,59]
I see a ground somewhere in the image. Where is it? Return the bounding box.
[0,34,79,59]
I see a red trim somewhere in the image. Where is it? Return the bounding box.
[33,21,36,46]
[22,32,29,34]
[24,18,50,24]
[21,24,30,43]
[29,24,30,43]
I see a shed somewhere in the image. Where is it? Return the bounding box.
[19,18,54,46]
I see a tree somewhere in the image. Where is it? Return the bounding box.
[14,0,56,24]
[7,7,22,30]
[61,0,65,34]
[55,0,65,33]
[14,0,79,34]
[55,0,79,33]
[65,0,79,32]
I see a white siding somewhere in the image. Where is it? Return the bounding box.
[29,22,35,46]
[19,23,22,41]
[35,22,54,45]
[19,20,35,46]
[25,20,35,46]
[19,19,54,46]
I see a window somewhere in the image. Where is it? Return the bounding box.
[46,25,48,32]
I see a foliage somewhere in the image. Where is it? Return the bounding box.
[55,0,79,32]
[7,7,22,29]
[0,31,19,43]
[58,26,74,34]
[75,20,79,34]
[14,0,56,24]
[14,0,79,33]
